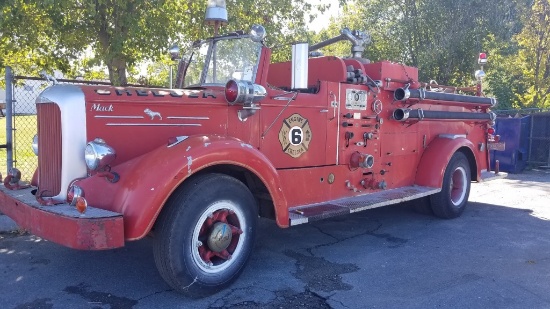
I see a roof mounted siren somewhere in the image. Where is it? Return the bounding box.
[308,28,372,63]
[205,0,228,36]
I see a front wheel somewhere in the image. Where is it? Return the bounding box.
[430,152,471,219]
[153,173,258,297]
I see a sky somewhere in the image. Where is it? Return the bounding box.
[306,0,341,31]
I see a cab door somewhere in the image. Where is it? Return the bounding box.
[258,87,331,169]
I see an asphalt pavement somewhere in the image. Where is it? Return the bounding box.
[0,170,549,308]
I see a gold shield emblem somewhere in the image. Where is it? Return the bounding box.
[278,113,312,158]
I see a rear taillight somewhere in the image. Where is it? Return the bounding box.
[487,124,497,142]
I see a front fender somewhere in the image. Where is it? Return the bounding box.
[77,135,287,240]
[415,136,477,188]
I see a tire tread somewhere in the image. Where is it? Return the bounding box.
[153,173,257,297]
[430,152,471,219]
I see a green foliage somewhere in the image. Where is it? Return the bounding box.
[1,0,548,112]
[482,0,550,109]
[318,0,526,87]
[0,0,316,86]
[514,0,550,108]
[483,36,522,110]
[0,0,79,82]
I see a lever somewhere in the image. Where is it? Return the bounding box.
[345,132,354,147]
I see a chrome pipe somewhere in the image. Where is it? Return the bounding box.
[393,87,497,107]
[393,108,497,122]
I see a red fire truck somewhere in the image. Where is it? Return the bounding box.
[0,20,500,296]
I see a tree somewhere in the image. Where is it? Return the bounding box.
[1,0,317,86]
[514,0,550,108]
[316,0,527,88]
[1,0,194,85]
[483,34,526,110]
[0,1,80,82]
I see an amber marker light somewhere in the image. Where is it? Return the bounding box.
[75,197,88,214]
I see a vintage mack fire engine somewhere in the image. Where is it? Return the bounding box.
[0,10,500,297]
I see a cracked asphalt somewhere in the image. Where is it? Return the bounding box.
[1,170,550,309]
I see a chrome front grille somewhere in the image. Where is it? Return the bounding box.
[37,103,62,197]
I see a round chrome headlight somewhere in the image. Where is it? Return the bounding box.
[84,138,116,171]
[32,134,38,155]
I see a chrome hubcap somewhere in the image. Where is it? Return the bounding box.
[191,201,245,274]
[207,222,233,252]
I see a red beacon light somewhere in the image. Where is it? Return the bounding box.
[478,53,487,65]
[224,79,267,106]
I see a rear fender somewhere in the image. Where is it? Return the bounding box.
[76,135,287,240]
[415,136,478,188]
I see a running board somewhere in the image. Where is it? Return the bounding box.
[289,186,441,226]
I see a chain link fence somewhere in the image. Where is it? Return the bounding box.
[2,67,112,180]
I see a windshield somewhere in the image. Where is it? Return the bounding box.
[184,36,262,87]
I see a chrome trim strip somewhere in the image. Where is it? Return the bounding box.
[95,115,144,119]
[166,116,210,120]
[167,136,189,148]
[105,123,201,126]
[439,134,467,140]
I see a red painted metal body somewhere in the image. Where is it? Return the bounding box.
[0,43,492,250]
[73,135,287,239]
[0,186,123,250]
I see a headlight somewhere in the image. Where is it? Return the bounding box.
[32,134,38,155]
[84,138,116,171]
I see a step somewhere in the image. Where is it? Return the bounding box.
[289,186,441,226]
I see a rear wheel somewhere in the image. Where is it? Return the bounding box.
[153,173,258,297]
[430,152,471,219]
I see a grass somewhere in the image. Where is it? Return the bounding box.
[0,115,38,181]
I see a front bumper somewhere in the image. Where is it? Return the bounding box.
[0,186,124,250]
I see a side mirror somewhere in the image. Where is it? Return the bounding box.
[291,42,308,89]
